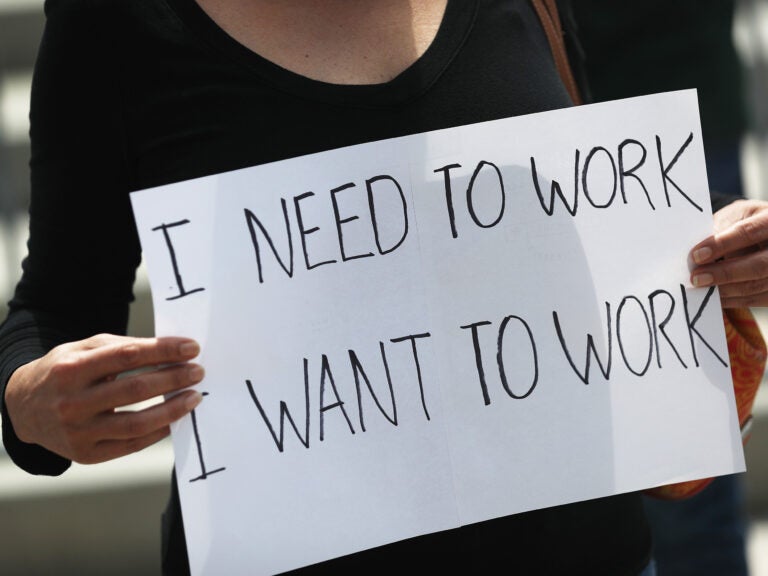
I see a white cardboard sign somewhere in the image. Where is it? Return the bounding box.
[131,90,745,576]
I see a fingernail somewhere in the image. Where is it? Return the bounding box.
[185,391,203,410]
[188,364,205,383]
[179,341,200,358]
[692,273,714,287]
[692,247,713,264]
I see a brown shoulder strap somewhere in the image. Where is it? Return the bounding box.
[530,0,583,105]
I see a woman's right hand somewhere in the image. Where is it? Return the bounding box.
[3,333,204,464]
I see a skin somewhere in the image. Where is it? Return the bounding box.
[196,0,448,84]
[5,1,767,467]
[4,335,204,464]
[690,198,768,308]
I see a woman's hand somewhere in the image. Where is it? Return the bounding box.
[690,198,768,308]
[4,333,204,464]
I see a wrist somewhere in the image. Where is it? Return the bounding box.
[4,361,36,444]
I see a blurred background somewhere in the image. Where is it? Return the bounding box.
[1,0,768,574]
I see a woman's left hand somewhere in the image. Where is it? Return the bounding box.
[690,198,768,308]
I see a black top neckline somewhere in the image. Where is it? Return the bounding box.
[164,0,479,108]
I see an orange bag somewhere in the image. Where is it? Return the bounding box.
[644,307,767,500]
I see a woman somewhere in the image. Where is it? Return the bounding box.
[2,1,766,574]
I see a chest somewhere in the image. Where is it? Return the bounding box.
[193,0,448,84]
[121,0,572,191]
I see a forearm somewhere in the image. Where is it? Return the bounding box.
[0,309,74,475]
[0,301,132,474]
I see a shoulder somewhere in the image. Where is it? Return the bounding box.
[37,0,175,58]
[39,0,139,45]
[43,0,132,17]
[34,0,136,66]
[40,0,181,45]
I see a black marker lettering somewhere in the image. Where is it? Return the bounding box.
[656,133,702,212]
[319,354,355,441]
[618,139,655,209]
[245,361,310,453]
[390,333,433,421]
[366,175,409,255]
[460,320,493,405]
[294,191,337,271]
[648,289,688,369]
[349,345,397,432]
[151,220,205,300]
[582,146,617,209]
[433,163,462,238]
[466,160,505,228]
[497,315,539,399]
[680,285,728,367]
[530,151,580,216]
[330,182,374,263]
[188,392,226,482]
[616,296,653,376]
[244,202,295,284]
[553,302,613,384]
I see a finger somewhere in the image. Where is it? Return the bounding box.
[85,363,205,413]
[716,277,768,299]
[81,426,172,464]
[75,336,200,384]
[94,389,203,441]
[692,212,768,265]
[691,251,768,288]
[721,290,768,309]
